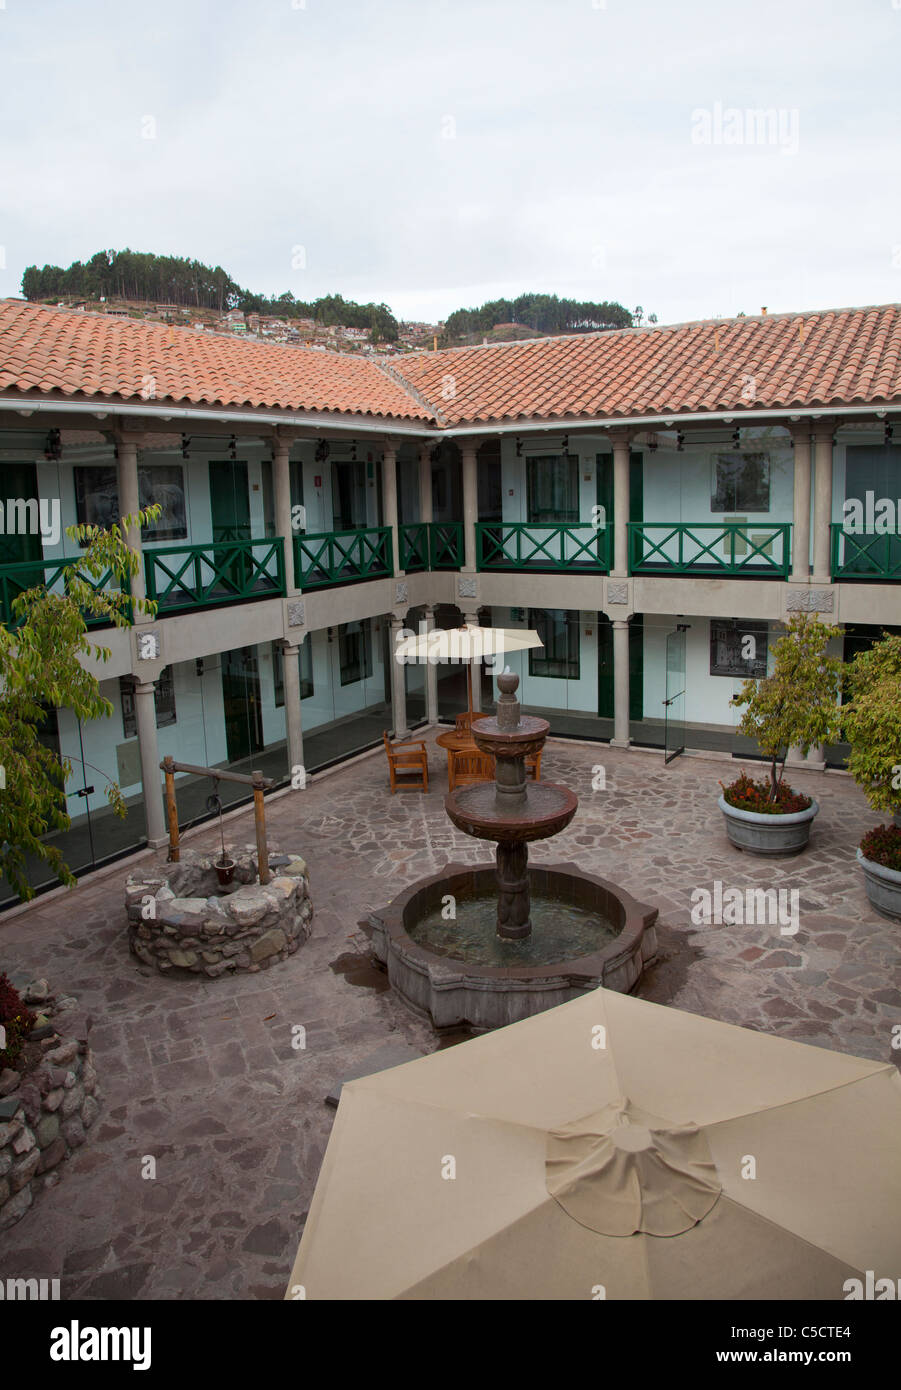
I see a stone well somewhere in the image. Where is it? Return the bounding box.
[125,847,313,977]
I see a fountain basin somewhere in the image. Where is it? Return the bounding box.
[446,782,578,843]
[368,861,658,1030]
[470,713,549,762]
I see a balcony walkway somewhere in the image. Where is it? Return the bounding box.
[0,735,896,1295]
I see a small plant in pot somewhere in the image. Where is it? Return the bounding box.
[841,631,901,920]
[720,614,844,856]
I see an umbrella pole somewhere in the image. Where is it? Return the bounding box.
[467,662,474,716]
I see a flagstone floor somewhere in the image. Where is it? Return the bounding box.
[0,732,897,1299]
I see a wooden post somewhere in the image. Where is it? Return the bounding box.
[252,771,270,884]
[162,755,180,861]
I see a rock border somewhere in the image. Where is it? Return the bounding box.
[0,981,99,1233]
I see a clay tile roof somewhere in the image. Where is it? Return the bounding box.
[396,305,901,426]
[0,300,434,423]
[3,299,901,429]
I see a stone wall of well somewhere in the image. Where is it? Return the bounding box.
[125,849,313,977]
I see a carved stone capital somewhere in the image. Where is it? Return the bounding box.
[785,587,834,613]
[287,599,306,628]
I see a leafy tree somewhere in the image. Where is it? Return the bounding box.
[441,292,633,344]
[0,508,159,901]
[841,632,901,818]
[730,614,845,801]
[20,250,401,341]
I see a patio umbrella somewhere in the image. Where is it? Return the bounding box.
[286,989,901,1299]
[394,622,543,717]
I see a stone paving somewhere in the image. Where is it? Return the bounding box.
[0,732,897,1298]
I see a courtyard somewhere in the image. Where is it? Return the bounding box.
[0,731,897,1299]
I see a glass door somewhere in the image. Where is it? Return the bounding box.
[663,624,688,763]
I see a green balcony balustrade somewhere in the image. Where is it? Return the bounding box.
[429,521,463,570]
[0,557,131,630]
[398,522,463,573]
[144,538,285,615]
[476,522,610,573]
[399,523,429,573]
[628,522,791,578]
[293,526,393,590]
[831,525,901,580]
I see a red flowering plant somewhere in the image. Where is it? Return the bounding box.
[720,771,812,815]
[726,614,844,811]
[859,825,901,873]
[0,971,36,1069]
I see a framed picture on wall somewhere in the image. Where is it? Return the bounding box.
[139,464,187,541]
[120,668,177,737]
[710,620,768,678]
[74,465,119,531]
[710,454,770,511]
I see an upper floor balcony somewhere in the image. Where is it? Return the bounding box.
[475,521,609,573]
[2,422,900,631]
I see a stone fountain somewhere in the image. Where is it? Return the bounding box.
[445,671,578,940]
[369,672,658,1030]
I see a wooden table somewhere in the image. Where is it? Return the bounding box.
[436,726,477,762]
[436,726,493,783]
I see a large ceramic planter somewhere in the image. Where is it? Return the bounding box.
[856,847,901,921]
[718,794,819,857]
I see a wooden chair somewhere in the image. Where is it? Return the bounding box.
[455,710,477,734]
[449,748,494,791]
[382,731,429,793]
[525,749,542,781]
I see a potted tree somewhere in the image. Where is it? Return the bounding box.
[719,614,844,856]
[841,632,901,921]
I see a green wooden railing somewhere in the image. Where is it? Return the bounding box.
[0,557,130,629]
[294,526,393,590]
[429,521,463,569]
[399,523,429,573]
[831,525,901,580]
[399,521,464,572]
[144,538,285,614]
[476,522,610,572]
[628,522,791,577]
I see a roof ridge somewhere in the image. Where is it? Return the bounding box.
[401,302,901,362]
[375,357,445,426]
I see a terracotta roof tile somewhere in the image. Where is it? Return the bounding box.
[2,300,901,430]
[395,306,901,424]
[0,300,433,423]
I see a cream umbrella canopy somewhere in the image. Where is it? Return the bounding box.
[286,989,901,1300]
[393,622,543,718]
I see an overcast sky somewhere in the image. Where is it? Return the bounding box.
[1,0,900,325]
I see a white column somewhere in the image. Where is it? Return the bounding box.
[790,424,812,582]
[425,604,439,724]
[610,430,632,578]
[389,612,409,738]
[418,442,433,524]
[811,423,835,583]
[461,439,479,572]
[611,619,631,747]
[134,679,166,845]
[117,438,147,611]
[382,439,400,575]
[273,434,297,593]
[282,641,305,777]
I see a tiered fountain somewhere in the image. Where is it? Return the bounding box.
[369,672,658,1030]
